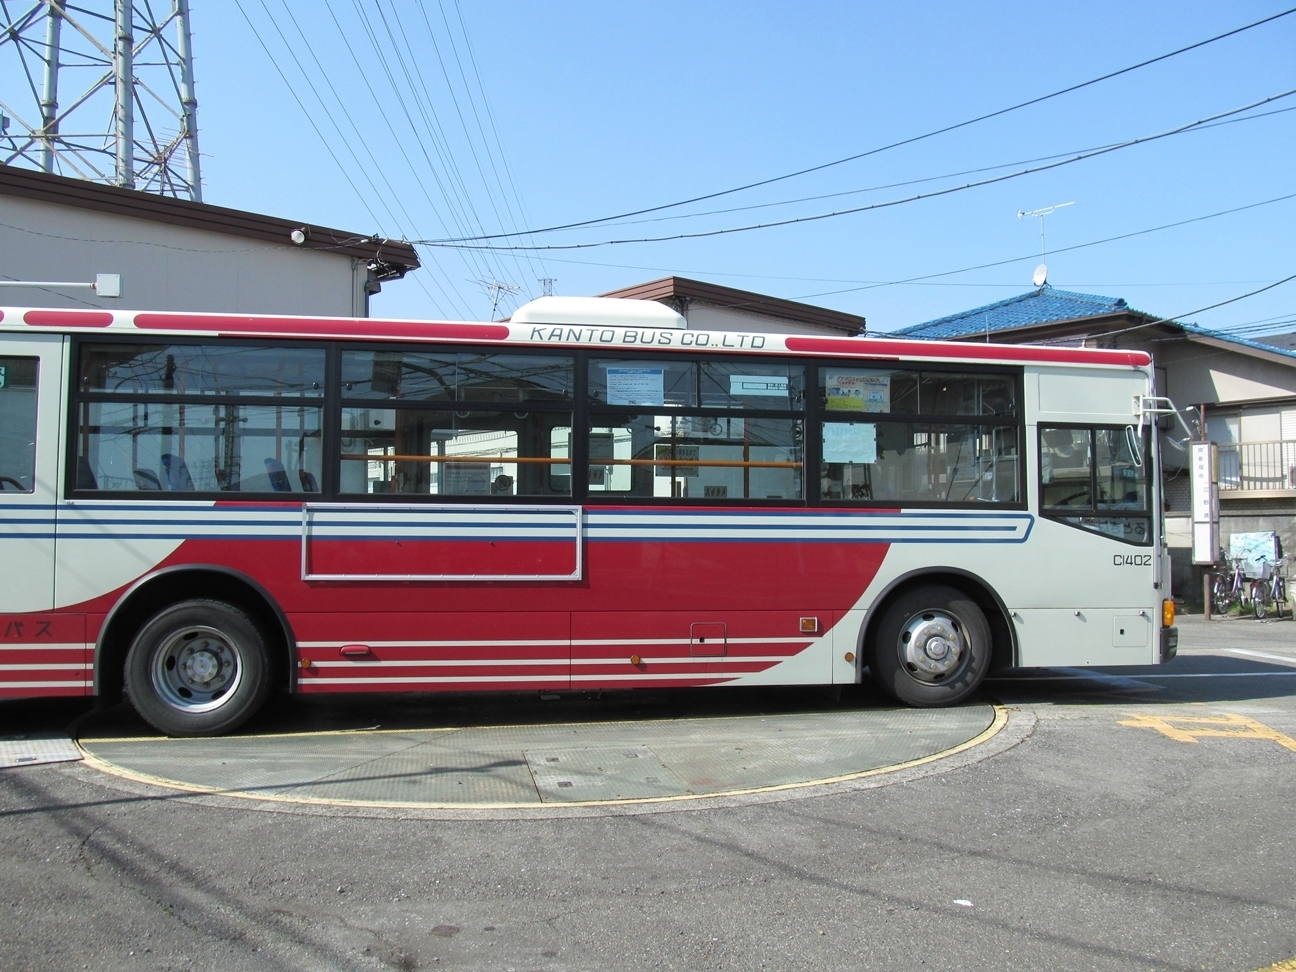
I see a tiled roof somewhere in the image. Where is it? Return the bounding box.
[1178,321,1296,361]
[890,287,1132,338]
[890,284,1296,364]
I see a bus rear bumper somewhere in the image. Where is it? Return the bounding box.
[1160,626,1178,663]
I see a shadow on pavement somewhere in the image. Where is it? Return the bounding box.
[987,652,1296,705]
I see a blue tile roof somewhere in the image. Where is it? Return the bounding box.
[891,287,1132,339]
[1177,320,1296,361]
[889,285,1296,363]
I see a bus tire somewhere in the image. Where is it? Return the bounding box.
[124,599,272,737]
[868,584,991,707]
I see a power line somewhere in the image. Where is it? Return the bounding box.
[425,6,1296,243]
[414,90,1296,251]
[793,191,1296,302]
[1101,272,1296,338]
[463,190,1296,292]
[586,104,1296,231]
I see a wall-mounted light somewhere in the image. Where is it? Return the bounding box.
[290,228,307,245]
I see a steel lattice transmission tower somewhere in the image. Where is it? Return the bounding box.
[0,0,202,200]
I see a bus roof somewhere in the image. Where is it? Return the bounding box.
[0,305,1151,369]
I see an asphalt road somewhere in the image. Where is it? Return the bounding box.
[2,613,1295,972]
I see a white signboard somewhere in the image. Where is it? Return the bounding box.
[606,367,664,406]
[1190,441,1218,565]
[823,423,877,464]
[729,375,788,397]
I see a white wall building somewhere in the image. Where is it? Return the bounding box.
[0,165,419,316]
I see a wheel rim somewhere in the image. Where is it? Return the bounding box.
[150,625,243,714]
[897,610,967,682]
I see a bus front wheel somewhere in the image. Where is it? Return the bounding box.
[868,585,991,707]
[124,600,272,737]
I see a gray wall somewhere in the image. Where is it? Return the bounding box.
[682,301,849,335]
[1,196,371,315]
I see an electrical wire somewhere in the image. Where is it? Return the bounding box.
[414,90,1296,251]
[587,103,1296,231]
[269,0,470,318]
[425,6,1296,243]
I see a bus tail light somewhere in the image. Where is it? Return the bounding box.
[1162,599,1175,627]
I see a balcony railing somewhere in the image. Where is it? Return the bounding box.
[1217,439,1296,493]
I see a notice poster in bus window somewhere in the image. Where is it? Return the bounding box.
[729,375,788,398]
[676,415,745,440]
[823,423,877,464]
[443,462,492,495]
[606,368,664,406]
[656,444,698,477]
[825,370,889,412]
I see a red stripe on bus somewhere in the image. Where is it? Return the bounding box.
[784,336,1150,367]
[24,309,114,327]
[132,313,510,342]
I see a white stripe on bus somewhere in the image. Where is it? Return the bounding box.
[307,655,785,668]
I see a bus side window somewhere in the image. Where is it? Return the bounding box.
[0,357,38,493]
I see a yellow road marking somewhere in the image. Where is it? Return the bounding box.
[1252,959,1296,972]
[76,706,1009,811]
[1119,712,1296,752]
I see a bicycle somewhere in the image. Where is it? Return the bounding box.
[1253,557,1288,620]
[1212,556,1248,615]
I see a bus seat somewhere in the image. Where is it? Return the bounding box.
[76,456,98,490]
[298,469,319,492]
[264,457,292,492]
[134,468,162,490]
[161,453,195,490]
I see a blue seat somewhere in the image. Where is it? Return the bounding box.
[161,453,195,490]
[264,457,292,492]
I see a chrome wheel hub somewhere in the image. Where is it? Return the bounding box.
[899,611,965,681]
[151,626,242,713]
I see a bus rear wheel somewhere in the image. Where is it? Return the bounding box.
[868,584,991,707]
[124,600,272,737]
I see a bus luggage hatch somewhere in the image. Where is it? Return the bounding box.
[690,622,727,657]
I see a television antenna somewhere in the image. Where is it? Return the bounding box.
[1017,201,1074,288]
[474,278,521,319]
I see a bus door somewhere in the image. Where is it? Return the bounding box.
[0,333,86,696]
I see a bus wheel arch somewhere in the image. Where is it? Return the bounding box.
[95,566,295,707]
[860,569,1016,697]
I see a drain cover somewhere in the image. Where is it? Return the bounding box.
[0,735,81,768]
[525,746,687,802]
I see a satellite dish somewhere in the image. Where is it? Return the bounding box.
[1032,263,1048,287]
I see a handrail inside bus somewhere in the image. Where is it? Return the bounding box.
[342,454,803,469]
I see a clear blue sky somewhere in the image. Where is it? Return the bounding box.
[195,2,1295,333]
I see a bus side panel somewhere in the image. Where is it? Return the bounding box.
[571,610,828,689]
[292,610,570,693]
[0,613,89,698]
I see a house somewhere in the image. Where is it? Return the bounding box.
[0,165,420,316]
[600,276,867,336]
[891,286,1296,604]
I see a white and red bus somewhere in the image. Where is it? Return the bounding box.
[0,297,1176,735]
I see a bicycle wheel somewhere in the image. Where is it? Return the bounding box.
[1212,576,1233,615]
[1276,579,1287,620]
[1254,581,1269,620]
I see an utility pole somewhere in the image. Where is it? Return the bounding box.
[1,0,204,200]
